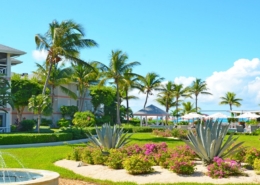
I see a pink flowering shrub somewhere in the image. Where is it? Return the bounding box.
[168,155,196,175]
[143,142,168,165]
[123,154,154,174]
[245,148,260,165]
[105,149,127,169]
[207,157,244,178]
[121,144,143,156]
[174,145,197,159]
[230,145,247,163]
[152,129,172,137]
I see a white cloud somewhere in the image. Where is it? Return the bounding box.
[32,50,48,61]
[125,58,260,113]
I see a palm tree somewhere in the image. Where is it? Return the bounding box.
[172,83,191,123]
[35,20,98,95]
[190,78,212,112]
[181,101,198,115]
[219,92,242,111]
[33,62,77,126]
[156,94,176,125]
[100,50,140,124]
[28,94,52,133]
[137,72,164,108]
[120,69,139,122]
[71,62,100,111]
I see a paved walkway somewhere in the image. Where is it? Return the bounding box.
[0,138,89,149]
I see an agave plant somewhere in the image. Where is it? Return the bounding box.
[86,123,132,155]
[183,119,244,164]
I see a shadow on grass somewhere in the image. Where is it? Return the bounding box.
[129,137,182,143]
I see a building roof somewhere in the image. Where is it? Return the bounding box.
[0,44,26,57]
[133,104,170,116]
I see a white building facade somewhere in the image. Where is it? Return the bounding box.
[0,44,26,132]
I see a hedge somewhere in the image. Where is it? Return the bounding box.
[0,133,73,145]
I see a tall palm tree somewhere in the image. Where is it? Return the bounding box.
[219,92,242,111]
[172,83,191,123]
[33,62,76,126]
[71,62,100,111]
[181,101,198,115]
[35,20,98,95]
[120,69,139,122]
[100,50,140,124]
[190,78,212,112]
[137,72,164,108]
[156,94,176,124]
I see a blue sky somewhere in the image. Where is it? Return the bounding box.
[1,0,260,114]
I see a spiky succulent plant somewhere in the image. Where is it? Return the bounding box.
[183,119,244,164]
[86,123,132,155]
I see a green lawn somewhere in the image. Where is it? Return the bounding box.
[1,132,260,185]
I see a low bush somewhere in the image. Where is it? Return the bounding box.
[152,129,172,137]
[245,148,260,165]
[168,155,196,175]
[57,118,71,127]
[254,158,260,171]
[172,129,188,139]
[105,149,127,169]
[19,119,36,131]
[91,149,108,165]
[72,111,96,127]
[207,157,244,178]
[41,118,52,126]
[0,133,73,145]
[81,147,94,164]
[123,154,154,174]
[177,121,189,125]
[174,145,197,160]
[230,146,247,163]
[58,126,86,140]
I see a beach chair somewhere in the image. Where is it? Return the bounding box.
[236,125,244,133]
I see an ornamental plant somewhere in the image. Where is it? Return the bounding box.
[230,146,247,163]
[174,145,197,160]
[245,148,260,165]
[183,119,245,164]
[168,155,196,175]
[91,149,108,165]
[152,129,172,137]
[253,158,260,171]
[81,147,94,164]
[172,129,188,139]
[123,154,154,175]
[121,144,143,156]
[207,157,244,178]
[105,149,127,169]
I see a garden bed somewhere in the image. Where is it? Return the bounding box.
[55,159,260,184]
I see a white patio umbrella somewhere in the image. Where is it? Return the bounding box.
[207,112,229,119]
[181,112,205,119]
[236,112,260,119]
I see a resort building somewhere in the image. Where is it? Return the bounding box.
[0,44,98,132]
[0,44,26,132]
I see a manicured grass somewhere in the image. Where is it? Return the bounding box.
[1,132,260,185]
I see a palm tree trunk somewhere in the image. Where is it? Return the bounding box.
[126,91,129,123]
[195,95,198,112]
[51,86,56,128]
[42,62,53,95]
[116,81,121,125]
[144,92,149,108]
[176,98,179,124]
[37,113,42,133]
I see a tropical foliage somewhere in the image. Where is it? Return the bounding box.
[183,119,244,164]
[219,92,242,111]
[0,75,13,112]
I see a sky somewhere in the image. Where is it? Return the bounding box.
[1,0,260,115]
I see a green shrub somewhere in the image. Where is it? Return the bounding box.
[172,129,188,139]
[105,149,127,169]
[11,125,17,132]
[67,147,83,161]
[168,156,195,175]
[91,149,108,165]
[72,111,96,127]
[177,121,189,125]
[57,118,71,127]
[81,147,94,164]
[123,154,154,174]
[254,158,260,171]
[58,126,86,140]
[0,133,72,145]
[41,118,52,126]
[19,119,36,131]
[230,146,247,163]
[245,148,260,165]
[60,105,78,119]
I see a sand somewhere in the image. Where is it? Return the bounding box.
[55,159,260,184]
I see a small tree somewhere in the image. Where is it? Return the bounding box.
[11,74,43,122]
[28,94,52,133]
[72,111,96,127]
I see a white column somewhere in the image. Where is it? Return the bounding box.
[6,54,11,132]
[140,116,142,127]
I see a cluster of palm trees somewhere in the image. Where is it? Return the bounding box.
[33,19,243,125]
